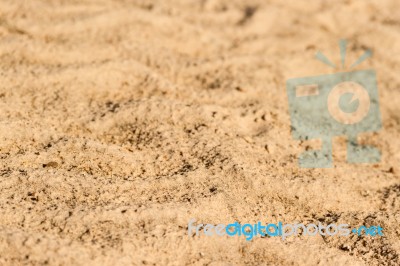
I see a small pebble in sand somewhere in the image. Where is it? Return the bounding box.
[43,161,59,168]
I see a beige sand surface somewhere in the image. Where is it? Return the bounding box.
[0,0,399,265]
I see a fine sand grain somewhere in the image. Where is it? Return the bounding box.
[0,0,399,265]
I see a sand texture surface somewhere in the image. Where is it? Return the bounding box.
[0,0,399,265]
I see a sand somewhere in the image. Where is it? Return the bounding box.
[0,0,399,265]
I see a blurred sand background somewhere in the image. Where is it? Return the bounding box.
[0,0,399,265]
